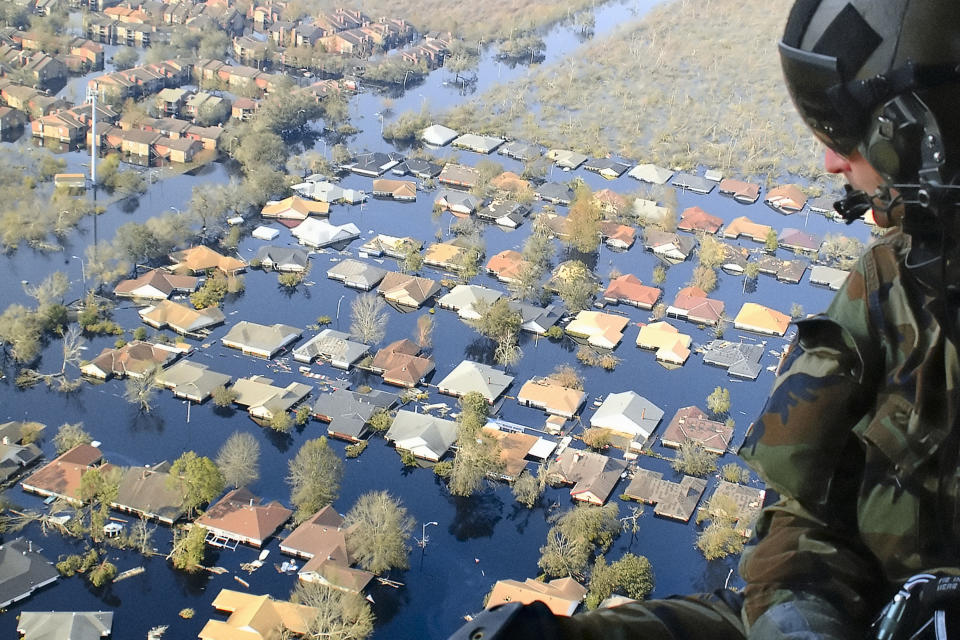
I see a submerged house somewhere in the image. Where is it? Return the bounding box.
[603,274,660,309]
[231,375,312,422]
[385,410,458,461]
[734,302,791,336]
[718,178,761,204]
[80,340,179,380]
[636,321,692,366]
[291,218,361,248]
[516,378,585,418]
[667,287,725,326]
[114,268,198,299]
[312,388,397,442]
[155,360,231,403]
[260,195,329,221]
[590,391,664,446]
[565,311,630,349]
[370,339,434,388]
[17,611,113,640]
[0,538,59,609]
[279,505,374,591]
[254,246,309,273]
[168,245,247,275]
[112,461,186,525]
[643,229,695,263]
[293,329,369,370]
[22,444,105,504]
[198,589,317,640]
[195,488,292,549]
[221,321,301,359]
[326,259,388,290]
[377,272,440,308]
[661,406,734,454]
[552,449,626,505]
[702,340,765,379]
[623,468,707,522]
[486,578,586,617]
[436,284,503,320]
[139,300,226,338]
[765,184,807,214]
[627,163,673,184]
[678,206,723,234]
[436,360,514,404]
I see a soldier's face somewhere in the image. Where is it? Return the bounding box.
[824,148,900,227]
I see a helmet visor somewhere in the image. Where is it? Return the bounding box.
[780,41,865,156]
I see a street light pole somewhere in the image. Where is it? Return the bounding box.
[418,521,438,549]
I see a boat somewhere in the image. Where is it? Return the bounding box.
[258,549,269,561]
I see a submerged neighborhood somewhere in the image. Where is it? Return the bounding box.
[0,0,873,638]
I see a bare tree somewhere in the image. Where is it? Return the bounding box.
[52,422,92,455]
[350,293,389,344]
[344,491,414,574]
[125,366,159,413]
[16,325,85,391]
[216,431,261,489]
[291,581,374,640]
[414,315,434,350]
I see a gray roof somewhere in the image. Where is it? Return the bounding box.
[385,410,458,460]
[314,388,398,439]
[349,151,403,176]
[452,133,504,154]
[479,200,529,227]
[509,301,562,334]
[437,284,503,318]
[554,450,626,504]
[702,340,764,379]
[326,259,387,290]
[155,360,231,402]
[436,360,514,403]
[0,442,41,483]
[113,462,186,523]
[536,182,574,204]
[17,611,113,640]
[808,196,838,214]
[395,157,442,178]
[590,391,664,441]
[499,140,541,161]
[293,329,370,368]
[437,188,480,211]
[809,265,849,290]
[221,321,302,357]
[672,173,715,194]
[254,246,309,271]
[584,158,630,176]
[421,124,458,146]
[0,538,58,608]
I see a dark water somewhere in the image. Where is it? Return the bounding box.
[0,3,877,638]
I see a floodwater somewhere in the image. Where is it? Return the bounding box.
[0,2,875,639]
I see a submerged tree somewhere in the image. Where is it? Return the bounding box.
[288,437,343,523]
[671,439,719,477]
[52,422,92,455]
[291,581,375,640]
[350,293,389,345]
[344,491,415,574]
[216,431,261,489]
[168,451,225,516]
[447,392,501,497]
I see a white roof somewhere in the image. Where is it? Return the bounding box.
[628,164,674,184]
[436,360,514,403]
[292,218,360,248]
[252,226,280,241]
[421,124,458,146]
[527,437,558,459]
[590,391,664,441]
[437,284,503,319]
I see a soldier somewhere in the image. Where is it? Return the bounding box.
[452,1,960,638]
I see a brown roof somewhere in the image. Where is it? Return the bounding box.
[624,468,707,521]
[718,178,760,203]
[371,340,434,387]
[196,488,292,546]
[599,221,636,247]
[593,188,629,214]
[21,444,104,502]
[85,341,176,378]
[490,171,530,193]
[377,272,440,307]
[114,268,198,298]
[723,216,772,242]
[603,274,660,308]
[481,427,538,480]
[678,206,723,233]
[661,406,733,454]
[487,577,586,616]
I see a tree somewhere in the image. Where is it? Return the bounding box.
[720,463,751,484]
[564,184,602,253]
[765,228,779,253]
[538,503,621,578]
[169,524,207,572]
[350,293,389,344]
[512,465,548,508]
[652,264,667,285]
[212,385,239,407]
[549,364,584,390]
[400,240,423,274]
[288,437,343,523]
[216,432,261,489]
[112,46,139,70]
[291,581,375,640]
[448,393,501,497]
[270,410,293,433]
[695,493,747,560]
[706,386,731,417]
[586,555,617,609]
[697,234,725,269]
[344,491,415,574]
[0,304,43,363]
[671,439,718,477]
[583,428,611,450]
[124,366,158,412]
[168,451,225,515]
[556,270,596,312]
[689,265,717,293]
[53,422,92,455]
[414,315,433,350]
[790,302,805,319]
[611,553,655,600]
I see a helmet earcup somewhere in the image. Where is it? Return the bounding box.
[861,94,929,183]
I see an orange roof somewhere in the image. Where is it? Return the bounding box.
[565,311,630,348]
[517,379,585,417]
[600,221,636,246]
[372,340,435,387]
[723,216,772,242]
[423,242,467,267]
[260,195,329,220]
[482,427,538,479]
[487,577,586,616]
[486,250,527,282]
[636,321,691,364]
[765,184,807,212]
[169,245,247,274]
[490,171,530,193]
[593,188,629,214]
[734,302,790,336]
[604,274,660,307]
[372,179,416,199]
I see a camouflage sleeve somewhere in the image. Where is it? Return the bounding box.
[738,259,886,630]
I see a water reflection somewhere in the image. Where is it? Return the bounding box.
[448,491,503,540]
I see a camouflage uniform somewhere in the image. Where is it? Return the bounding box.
[549,228,960,639]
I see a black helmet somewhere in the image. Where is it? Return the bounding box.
[780,0,960,187]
